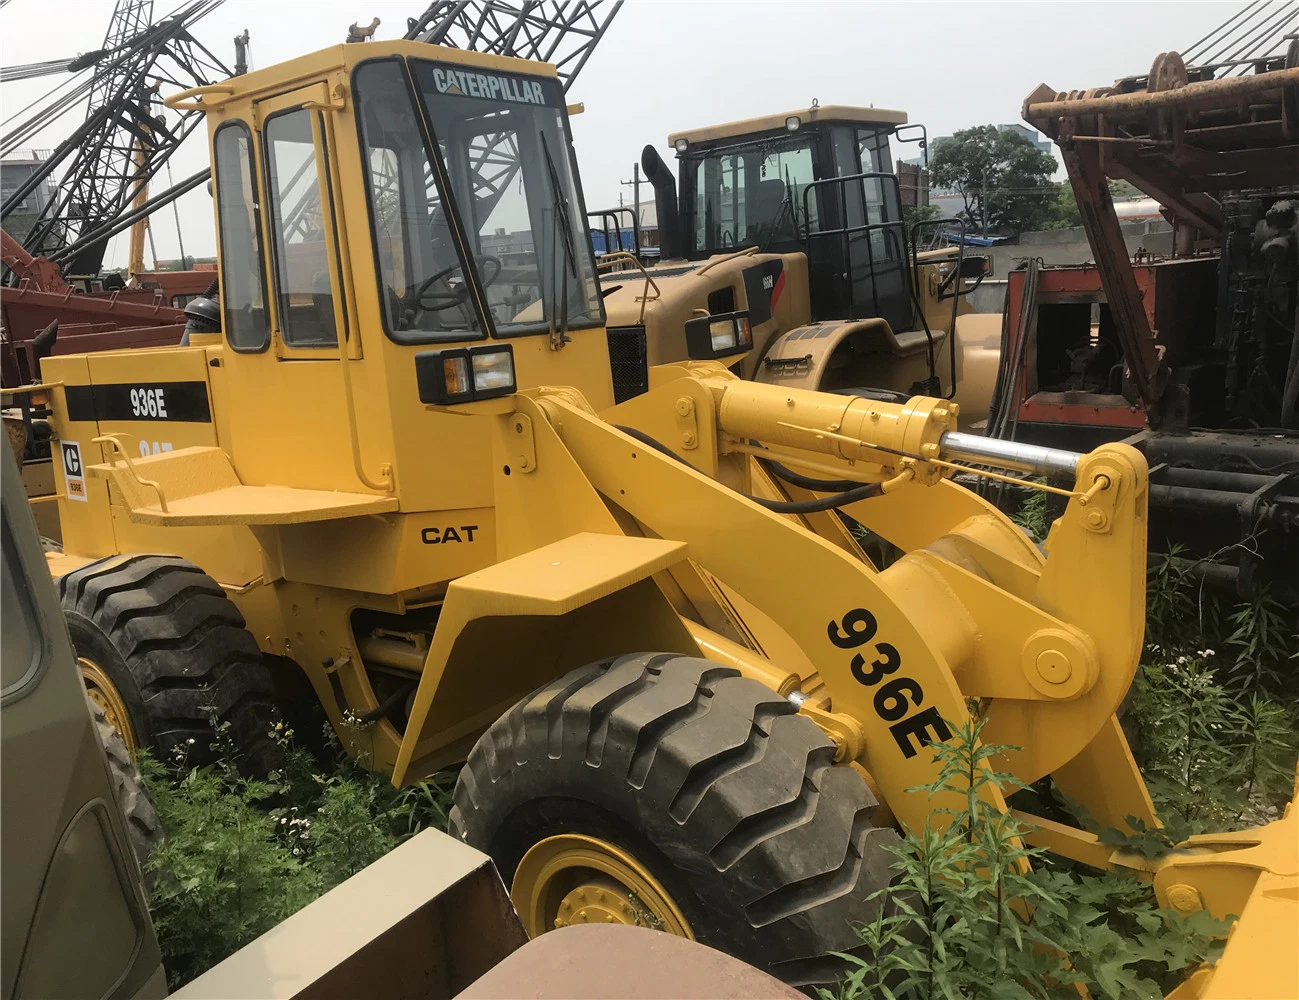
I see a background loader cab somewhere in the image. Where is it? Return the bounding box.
[600,105,1002,424]
[676,105,913,332]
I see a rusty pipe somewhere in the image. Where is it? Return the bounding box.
[1025,67,1299,123]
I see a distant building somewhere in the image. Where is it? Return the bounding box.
[989,123,1054,157]
[1,150,56,243]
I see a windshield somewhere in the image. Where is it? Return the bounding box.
[354,57,601,343]
[683,135,819,258]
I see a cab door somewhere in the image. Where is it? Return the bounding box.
[827,125,912,334]
[217,84,361,491]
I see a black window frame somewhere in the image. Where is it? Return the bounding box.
[260,105,342,351]
[677,127,827,260]
[212,119,271,354]
[408,56,608,341]
[351,56,491,346]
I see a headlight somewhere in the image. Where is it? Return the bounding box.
[685,310,753,361]
[415,344,517,405]
[710,314,751,352]
[472,348,516,393]
[673,137,688,153]
[785,115,801,132]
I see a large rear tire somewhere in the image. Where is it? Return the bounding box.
[450,653,899,990]
[60,554,280,775]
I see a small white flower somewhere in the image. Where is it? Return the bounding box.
[280,817,288,825]
[186,738,195,745]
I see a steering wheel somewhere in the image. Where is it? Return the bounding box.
[410,256,504,315]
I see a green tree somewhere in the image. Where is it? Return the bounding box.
[930,125,1059,236]
[1044,182,1082,230]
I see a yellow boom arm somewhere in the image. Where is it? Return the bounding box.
[480,369,1294,997]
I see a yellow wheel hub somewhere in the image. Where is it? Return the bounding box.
[511,833,693,939]
[80,657,136,753]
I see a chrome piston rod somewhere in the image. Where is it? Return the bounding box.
[939,432,1082,476]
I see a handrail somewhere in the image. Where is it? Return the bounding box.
[163,83,235,112]
[92,435,168,512]
[588,207,641,260]
[911,218,968,400]
[695,245,759,277]
[801,171,910,326]
[596,251,662,326]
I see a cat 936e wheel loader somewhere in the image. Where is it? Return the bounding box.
[31,40,1296,996]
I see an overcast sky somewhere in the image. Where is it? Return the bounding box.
[1,0,1247,268]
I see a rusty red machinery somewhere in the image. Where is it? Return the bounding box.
[1,229,193,389]
[991,42,1299,601]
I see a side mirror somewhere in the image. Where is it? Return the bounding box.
[960,255,991,279]
[685,310,752,361]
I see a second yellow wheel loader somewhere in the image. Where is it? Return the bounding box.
[29,39,1297,996]
[599,104,1003,424]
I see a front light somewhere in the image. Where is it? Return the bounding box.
[674,138,688,153]
[472,349,515,393]
[415,344,517,405]
[709,315,751,352]
[785,115,801,132]
[443,356,471,397]
[685,310,753,361]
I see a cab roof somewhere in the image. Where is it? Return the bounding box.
[165,40,559,111]
[669,104,907,148]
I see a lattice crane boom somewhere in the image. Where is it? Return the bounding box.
[1,0,231,276]
[403,0,622,93]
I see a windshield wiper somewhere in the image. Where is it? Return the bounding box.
[540,132,578,349]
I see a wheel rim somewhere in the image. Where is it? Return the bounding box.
[80,656,136,753]
[511,833,694,939]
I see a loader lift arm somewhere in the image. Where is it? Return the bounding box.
[458,366,1296,997]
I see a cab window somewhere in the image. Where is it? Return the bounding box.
[355,60,483,342]
[264,109,338,347]
[686,136,818,256]
[212,122,270,351]
[412,59,603,338]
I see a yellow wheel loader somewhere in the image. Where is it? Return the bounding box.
[599,105,1002,424]
[31,40,1296,995]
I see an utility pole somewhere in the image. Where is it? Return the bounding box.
[620,162,641,227]
[980,169,988,238]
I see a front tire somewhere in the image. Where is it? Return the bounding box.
[450,653,899,990]
[89,699,163,888]
[60,554,280,775]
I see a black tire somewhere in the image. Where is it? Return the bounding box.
[90,699,164,890]
[60,554,280,775]
[450,653,900,990]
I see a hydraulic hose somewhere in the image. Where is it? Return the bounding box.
[613,425,887,514]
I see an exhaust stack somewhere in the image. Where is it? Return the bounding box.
[641,144,682,260]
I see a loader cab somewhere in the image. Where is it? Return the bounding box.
[673,106,914,334]
[185,41,613,511]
